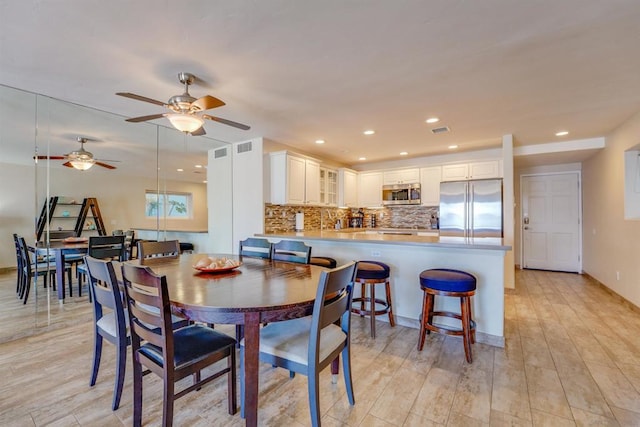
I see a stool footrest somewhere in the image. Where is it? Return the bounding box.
[351,297,390,317]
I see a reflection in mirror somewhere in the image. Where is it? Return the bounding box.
[0,83,230,343]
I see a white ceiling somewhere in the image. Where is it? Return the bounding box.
[2,1,640,173]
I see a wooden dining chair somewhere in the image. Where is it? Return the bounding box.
[76,235,126,297]
[123,229,136,260]
[270,239,312,264]
[239,237,272,259]
[16,236,68,304]
[84,256,129,410]
[121,263,237,427]
[240,261,358,426]
[138,239,180,261]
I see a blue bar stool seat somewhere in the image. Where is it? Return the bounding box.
[351,261,395,338]
[418,268,476,363]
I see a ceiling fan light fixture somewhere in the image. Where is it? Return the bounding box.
[167,113,204,133]
[69,158,95,170]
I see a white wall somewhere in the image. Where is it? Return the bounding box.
[583,110,640,307]
[0,162,208,268]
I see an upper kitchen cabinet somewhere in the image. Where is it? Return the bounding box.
[269,151,321,205]
[441,160,502,181]
[383,168,420,185]
[420,166,441,206]
[338,168,358,207]
[358,171,383,207]
[319,167,338,206]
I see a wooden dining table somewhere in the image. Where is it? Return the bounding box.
[30,240,89,301]
[134,253,326,427]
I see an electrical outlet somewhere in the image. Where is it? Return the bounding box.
[371,250,381,257]
[616,271,620,281]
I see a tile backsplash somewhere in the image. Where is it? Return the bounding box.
[264,204,439,233]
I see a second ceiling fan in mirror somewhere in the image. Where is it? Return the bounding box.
[117,72,250,135]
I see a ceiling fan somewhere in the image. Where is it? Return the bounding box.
[36,137,119,170]
[117,72,250,135]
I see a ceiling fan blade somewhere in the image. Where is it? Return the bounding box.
[62,161,74,168]
[36,155,66,160]
[95,161,117,170]
[202,114,251,130]
[125,113,166,123]
[116,92,166,107]
[190,127,206,136]
[192,95,225,111]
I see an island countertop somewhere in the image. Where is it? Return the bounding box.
[257,229,511,251]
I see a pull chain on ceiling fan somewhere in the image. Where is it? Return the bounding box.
[117,72,250,135]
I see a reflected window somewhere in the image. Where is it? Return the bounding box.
[145,191,192,218]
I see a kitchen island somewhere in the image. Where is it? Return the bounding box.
[257,229,511,347]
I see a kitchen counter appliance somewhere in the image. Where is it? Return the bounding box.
[439,179,503,238]
[382,183,421,205]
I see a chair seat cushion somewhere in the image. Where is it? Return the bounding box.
[140,325,235,368]
[244,317,346,366]
[356,261,390,280]
[309,257,337,269]
[97,310,129,338]
[419,269,476,292]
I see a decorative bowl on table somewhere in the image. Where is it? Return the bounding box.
[193,256,242,273]
[63,236,88,243]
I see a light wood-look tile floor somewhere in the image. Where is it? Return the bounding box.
[1,268,640,426]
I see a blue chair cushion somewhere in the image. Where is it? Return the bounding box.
[356,261,390,280]
[419,269,476,293]
[139,325,235,369]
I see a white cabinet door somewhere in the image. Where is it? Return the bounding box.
[338,168,358,207]
[420,166,441,206]
[383,168,420,184]
[469,160,501,179]
[441,164,469,181]
[358,172,383,207]
[286,155,307,204]
[319,167,338,206]
[304,159,321,205]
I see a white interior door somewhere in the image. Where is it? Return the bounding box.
[521,172,581,272]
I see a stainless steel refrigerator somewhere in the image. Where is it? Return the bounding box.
[439,179,503,238]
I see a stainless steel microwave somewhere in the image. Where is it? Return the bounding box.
[382,183,421,205]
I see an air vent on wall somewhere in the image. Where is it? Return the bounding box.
[237,141,252,154]
[214,147,228,158]
[431,126,450,134]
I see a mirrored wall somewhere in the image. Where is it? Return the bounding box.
[0,84,229,342]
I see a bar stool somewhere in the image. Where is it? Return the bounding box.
[309,256,337,269]
[417,268,476,363]
[352,261,394,338]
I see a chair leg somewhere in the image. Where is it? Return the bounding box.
[359,282,365,317]
[467,296,475,344]
[331,356,339,384]
[132,359,144,427]
[460,296,473,363]
[228,348,237,415]
[370,284,376,339]
[417,291,429,351]
[308,368,321,427]
[162,378,175,427]
[385,280,395,327]
[239,346,245,419]
[342,347,355,406]
[90,333,103,387]
[112,339,127,410]
[22,277,32,304]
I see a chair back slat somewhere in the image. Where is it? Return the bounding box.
[271,240,311,264]
[239,237,272,259]
[138,240,180,261]
[88,235,126,261]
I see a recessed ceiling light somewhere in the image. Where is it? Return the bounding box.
[426,117,439,124]
[203,180,207,184]
[359,157,367,161]
[363,130,375,135]
[195,164,203,168]
[400,151,408,156]
[176,168,184,172]
[555,131,569,136]
[315,139,325,144]
[448,145,458,149]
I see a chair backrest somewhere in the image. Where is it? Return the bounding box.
[112,229,124,236]
[16,236,30,275]
[13,233,22,270]
[138,240,180,261]
[88,235,126,261]
[271,240,312,264]
[309,262,357,362]
[239,237,272,259]
[84,256,128,340]
[121,263,174,369]
[123,230,135,260]
[48,230,77,240]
